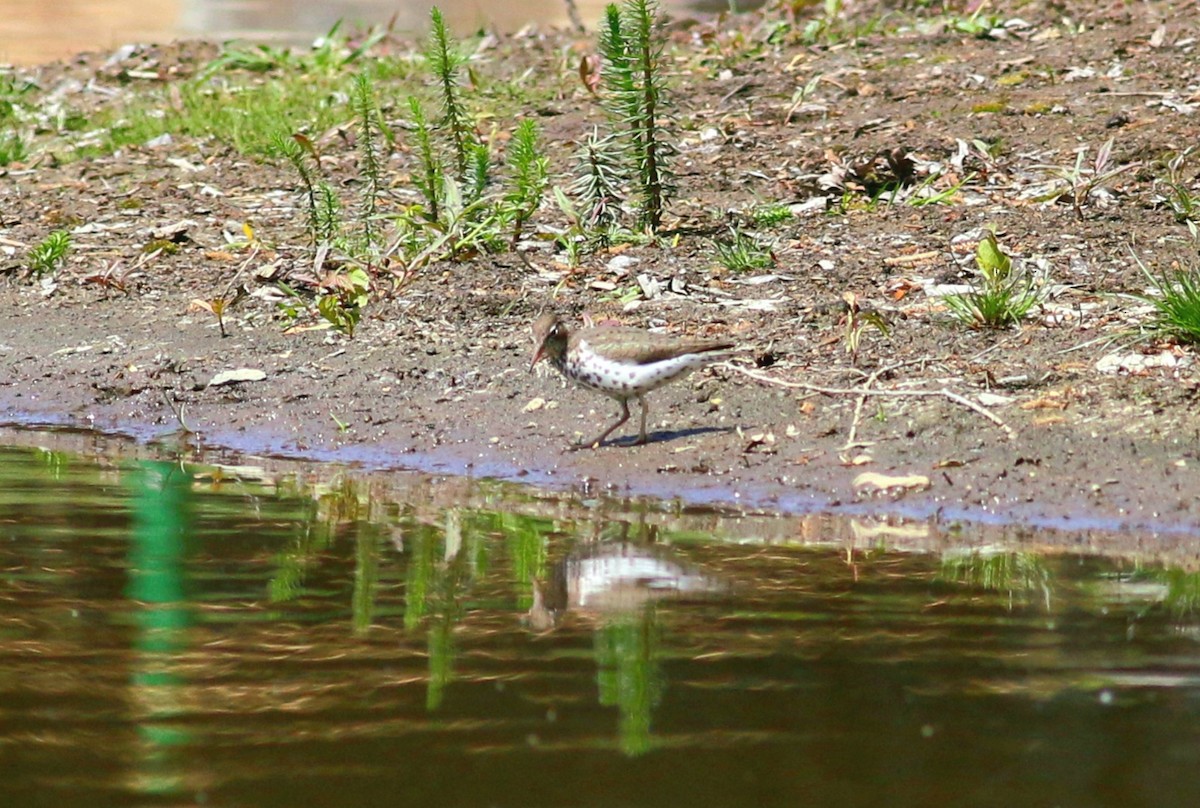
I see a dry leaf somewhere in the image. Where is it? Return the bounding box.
[580,54,601,95]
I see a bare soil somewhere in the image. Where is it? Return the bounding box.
[2,1,1199,535]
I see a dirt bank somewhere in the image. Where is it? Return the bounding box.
[1,0,1198,535]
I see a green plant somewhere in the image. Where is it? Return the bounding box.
[270,132,325,244]
[567,127,626,246]
[714,227,774,272]
[26,230,72,277]
[943,231,1044,328]
[317,267,371,336]
[349,71,389,256]
[801,0,844,45]
[598,0,675,232]
[94,74,352,158]
[840,293,889,361]
[750,203,794,227]
[1036,138,1137,220]
[944,5,1006,38]
[315,183,342,247]
[407,96,444,223]
[0,71,34,164]
[1157,147,1199,238]
[198,19,390,79]
[377,7,509,268]
[0,133,25,166]
[501,119,549,247]
[1130,252,1200,344]
[426,7,477,184]
[909,172,975,207]
[784,74,823,124]
[0,71,35,122]
[465,140,492,206]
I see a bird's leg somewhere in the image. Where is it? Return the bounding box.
[584,398,630,448]
[635,395,649,445]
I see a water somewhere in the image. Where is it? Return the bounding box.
[4,437,1200,807]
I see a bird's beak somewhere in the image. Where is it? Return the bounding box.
[530,343,545,371]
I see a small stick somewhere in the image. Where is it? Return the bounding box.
[842,364,888,451]
[882,250,940,266]
[161,389,194,434]
[563,0,586,32]
[726,363,1017,440]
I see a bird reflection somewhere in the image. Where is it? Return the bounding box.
[527,541,727,630]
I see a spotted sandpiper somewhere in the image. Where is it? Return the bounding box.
[530,313,734,448]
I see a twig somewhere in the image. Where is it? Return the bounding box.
[161,389,194,434]
[221,245,260,300]
[563,0,585,32]
[725,362,1018,440]
[882,250,940,266]
[718,80,756,107]
[841,358,935,451]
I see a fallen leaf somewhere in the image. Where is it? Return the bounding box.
[977,392,1014,407]
[579,53,601,95]
[208,368,267,387]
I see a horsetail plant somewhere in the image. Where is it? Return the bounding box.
[599,0,675,232]
[599,5,641,162]
[26,230,71,277]
[571,127,626,244]
[466,141,492,206]
[270,131,324,245]
[314,183,342,246]
[425,7,477,185]
[502,119,549,247]
[407,96,443,223]
[350,72,387,255]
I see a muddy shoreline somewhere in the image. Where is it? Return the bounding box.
[2,2,1199,539]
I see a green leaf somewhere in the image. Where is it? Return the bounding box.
[975,231,1011,280]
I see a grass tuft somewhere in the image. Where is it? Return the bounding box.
[1131,252,1200,344]
[714,227,774,272]
[943,231,1044,329]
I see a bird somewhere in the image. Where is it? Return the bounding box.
[529,312,734,448]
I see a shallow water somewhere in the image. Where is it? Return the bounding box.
[4,439,1200,807]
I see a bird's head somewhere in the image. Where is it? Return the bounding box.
[530,313,569,370]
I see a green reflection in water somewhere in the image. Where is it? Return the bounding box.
[939,549,1053,609]
[596,606,664,756]
[125,460,194,798]
[268,499,333,604]
[33,447,70,481]
[9,440,1200,807]
[1144,566,1200,619]
[352,526,382,633]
